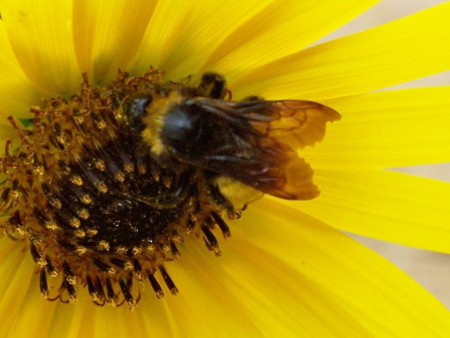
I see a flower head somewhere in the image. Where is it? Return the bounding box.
[1,0,450,337]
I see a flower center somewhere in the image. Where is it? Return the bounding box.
[0,70,236,307]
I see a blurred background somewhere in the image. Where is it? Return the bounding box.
[321,0,450,308]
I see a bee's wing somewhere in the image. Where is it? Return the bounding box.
[194,98,341,200]
[204,149,318,200]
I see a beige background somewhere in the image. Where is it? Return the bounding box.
[321,0,450,308]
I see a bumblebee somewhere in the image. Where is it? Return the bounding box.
[127,73,340,210]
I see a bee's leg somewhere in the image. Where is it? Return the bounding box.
[242,95,264,101]
[173,167,195,199]
[206,183,238,219]
[197,73,226,99]
[128,167,194,209]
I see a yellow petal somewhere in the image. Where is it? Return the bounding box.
[302,87,450,169]
[45,290,179,337]
[73,0,158,84]
[283,169,450,253]
[0,238,57,337]
[232,199,450,336]
[0,21,40,118]
[129,0,278,79]
[1,0,81,96]
[233,2,450,100]
[198,0,379,83]
[172,229,370,336]
[164,257,264,336]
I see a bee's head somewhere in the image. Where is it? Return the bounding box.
[137,91,203,162]
[159,100,203,160]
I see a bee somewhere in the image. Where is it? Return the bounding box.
[126,73,340,211]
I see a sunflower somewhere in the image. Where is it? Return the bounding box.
[1,0,450,337]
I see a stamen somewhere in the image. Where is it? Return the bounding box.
[211,212,231,239]
[119,278,136,308]
[201,225,221,256]
[39,269,49,299]
[159,265,178,295]
[147,272,164,299]
[105,278,117,306]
